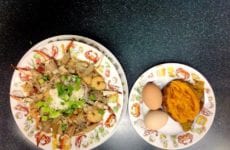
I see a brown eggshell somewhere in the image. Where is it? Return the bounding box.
[144,110,168,130]
[142,82,162,110]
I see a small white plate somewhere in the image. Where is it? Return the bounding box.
[128,63,216,149]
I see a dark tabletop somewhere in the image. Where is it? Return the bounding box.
[0,0,230,150]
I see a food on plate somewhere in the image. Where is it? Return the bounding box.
[12,41,118,141]
[142,82,162,110]
[192,79,205,100]
[162,79,204,131]
[144,110,168,130]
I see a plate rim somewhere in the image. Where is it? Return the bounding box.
[10,35,129,149]
[128,62,216,150]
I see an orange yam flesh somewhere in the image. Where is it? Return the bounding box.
[162,80,201,125]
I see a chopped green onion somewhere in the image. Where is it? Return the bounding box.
[41,116,48,121]
[38,78,45,84]
[35,101,46,108]
[42,75,49,81]
[41,106,50,114]
[46,97,53,103]
[49,110,61,118]
[98,109,105,115]
[74,77,81,91]
[89,94,96,101]
[67,100,85,109]
[75,100,85,108]
[61,124,68,131]
[62,99,85,115]
[63,108,74,115]
[56,83,73,99]
[60,94,69,101]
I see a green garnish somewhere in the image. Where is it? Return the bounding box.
[61,124,68,131]
[35,74,85,120]
[46,97,53,103]
[49,110,61,118]
[56,75,82,102]
[98,109,105,115]
[89,94,96,101]
[41,106,50,114]
[63,99,85,115]
[42,75,49,81]
[35,101,46,108]
[36,100,62,120]
[56,82,73,99]
[63,108,74,115]
[61,94,70,101]
[41,116,48,121]
[73,75,81,90]
[71,99,85,109]
[38,78,45,84]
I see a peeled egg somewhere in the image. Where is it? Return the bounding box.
[144,110,168,130]
[142,82,162,110]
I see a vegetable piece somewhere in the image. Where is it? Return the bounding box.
[56,83,73,100]
[63,108,74,115]
[41,116,48,121]
[62,99,85,115]
[42,75,49,81]
[41,106,50,114]
[89,94,96,101]
[61,124,68,131]
[36,101,47,108]
[74,100,85,109]
[98,109,105,115]
[38,79,45,84]
[61,94,69,101]
[73,76,81,91]
[49,110,61,119]
[63,99,85,115]
[37,100,61,119]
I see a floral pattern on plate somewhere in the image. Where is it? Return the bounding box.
[10,36,128,150]
[128,63,215,149]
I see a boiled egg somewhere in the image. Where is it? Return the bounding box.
[144,110,168,130]
[142,82,162,110]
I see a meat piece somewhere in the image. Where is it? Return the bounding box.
[45,59,57,73]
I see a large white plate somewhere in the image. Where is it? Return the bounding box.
[128,63,216,149]
[10,35,128,150]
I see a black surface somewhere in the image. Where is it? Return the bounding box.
[0,0,230,150]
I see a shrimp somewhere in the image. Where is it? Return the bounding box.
[91,76,106,90]
[60,41,73,65]
[86,109,103,123]
[82,75,92,85]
